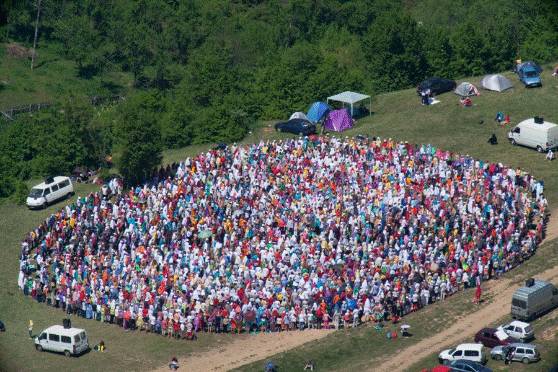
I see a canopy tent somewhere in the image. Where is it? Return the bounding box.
[326,91,371,117]
[454,82,480,97]
[324,109,353,132]
[289,112,309,121]
[481,74,513,92]
[307,101,330,123]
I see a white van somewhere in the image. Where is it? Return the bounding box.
[439,343,487,365]
[508,117,558,152]
[35,325,89,356]
[26,176,74,209]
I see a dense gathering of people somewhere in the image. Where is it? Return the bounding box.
[18,136,547,339]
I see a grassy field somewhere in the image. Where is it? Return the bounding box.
[0,184,233,372]
[2,64,558,371]
[0,42,132,111]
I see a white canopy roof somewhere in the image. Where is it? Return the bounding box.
[327,91,370,104]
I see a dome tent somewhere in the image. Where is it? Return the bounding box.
[289,112,309,121]
[454,82,480,97]
[481,74,513,92]
[324,109,353,132]
[306,102,330,123]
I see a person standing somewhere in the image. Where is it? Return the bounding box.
[28,319,33,338]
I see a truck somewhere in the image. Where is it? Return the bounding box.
[511,278,558,321]
[517,61,542,87]
[508,117,558,152]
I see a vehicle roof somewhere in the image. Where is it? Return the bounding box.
[517,118,558,130]
[457,343,483,351]
[508,320,530,327]
[508,343,537,348]
[43,325,85,335]
[32,176,70,189]
[515,279,553,297]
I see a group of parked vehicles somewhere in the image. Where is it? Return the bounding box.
[435,279,558,371]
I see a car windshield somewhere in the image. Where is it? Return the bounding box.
[448,348,456,354]
[525,71,538,78]
[524,325,533,333]
[29,188,43,197]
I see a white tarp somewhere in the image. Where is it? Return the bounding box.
[481,74,513,92]
[327,91,370,105]
[289,112,309,121]
[326,91,371,117]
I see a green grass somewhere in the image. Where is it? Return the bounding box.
[0,42,133,111]
[3,63,558,371]
[0,183,231,372]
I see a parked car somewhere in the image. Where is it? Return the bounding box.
[417,77,457,95]
[26,176,74,209]
[274,119,316,136]
[449,359,492,372]
[498,320,534,342]
[511,278,558,321]
[35,325,89,357]
[516,61,542,87]
[490,343,540,364]
[439,343,487,365]
[474,328,518,348]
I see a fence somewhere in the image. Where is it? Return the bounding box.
[1,102,51,121]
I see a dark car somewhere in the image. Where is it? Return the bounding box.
[274,119,316,136]
[450,359,492,372]
[474,328,518,348]
[417,77,457,95]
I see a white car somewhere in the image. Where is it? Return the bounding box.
[499,321,534,342]
[35,325,88,356]
[26,176,74,209]
[439,343,487,365]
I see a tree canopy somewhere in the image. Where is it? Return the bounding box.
[1,0,558,198]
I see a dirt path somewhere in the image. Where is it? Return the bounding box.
[152,329,333,372]
[372,210,558,372]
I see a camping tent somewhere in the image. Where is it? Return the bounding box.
[289,112,309,121]
[324,109,353,132]
[307,101,330,123]
[326,91,371,117]
[481,74,513,92]
[454,82,479,97]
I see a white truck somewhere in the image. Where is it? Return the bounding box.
[35,325,89,357]
[508,117,558,152]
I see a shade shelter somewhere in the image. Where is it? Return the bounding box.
[324,109,353,132]
[326,91,371,117]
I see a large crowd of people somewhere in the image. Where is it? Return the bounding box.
[19,136,547,339]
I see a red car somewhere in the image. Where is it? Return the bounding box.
[474,328,518,348]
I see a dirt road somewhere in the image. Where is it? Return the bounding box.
[152,329,333,372]
[372,211,558,372]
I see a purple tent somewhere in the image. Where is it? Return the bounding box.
[324,109,353,132]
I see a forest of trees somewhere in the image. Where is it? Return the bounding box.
[1,0,558,200]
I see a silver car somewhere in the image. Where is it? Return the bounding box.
[491,343,540,364]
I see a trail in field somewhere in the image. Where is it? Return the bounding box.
[371,210,558,372]
[152,329,333,372]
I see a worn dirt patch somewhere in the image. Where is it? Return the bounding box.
[152,329,333,372]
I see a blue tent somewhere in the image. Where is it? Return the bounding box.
[306,101,330,123]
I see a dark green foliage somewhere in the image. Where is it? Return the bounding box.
[113,92,163,186]
[1,0,558,199]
